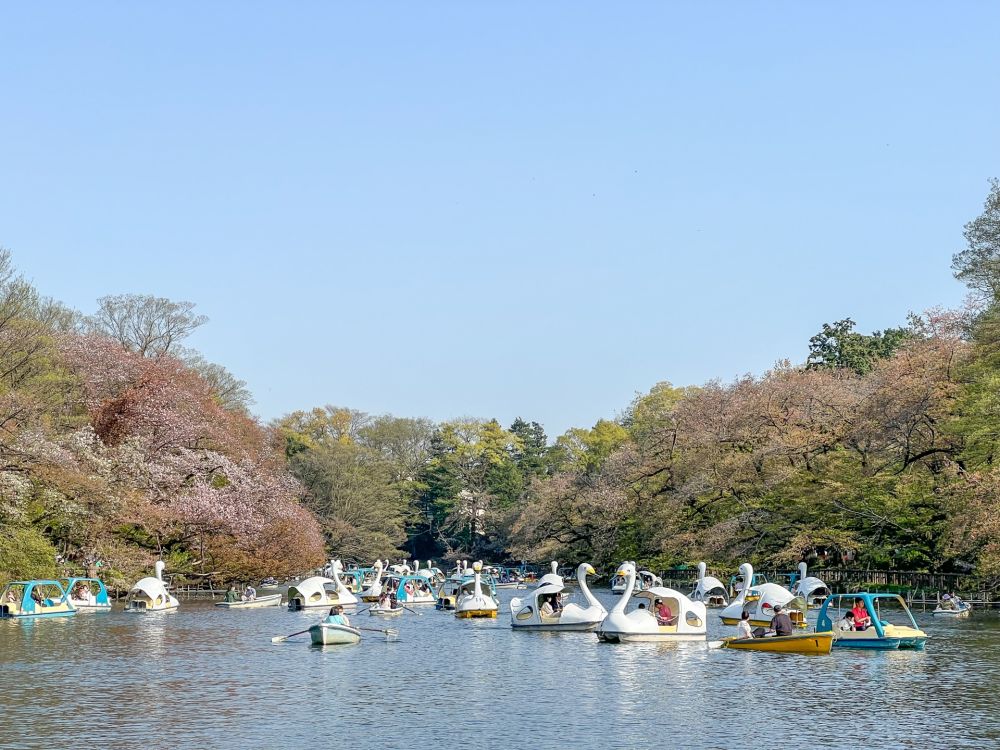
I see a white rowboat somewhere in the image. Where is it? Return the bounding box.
[215,594,283,609]
[309,622,362,645]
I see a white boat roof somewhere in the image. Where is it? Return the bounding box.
[130,577,168,598]
[532,583,564,598]
[699,576,726,591]
[292,576,336,596]
[634,586,688,601]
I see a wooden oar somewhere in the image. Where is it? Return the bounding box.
[356,625,399,637]
[401,605,422,616]
[271,627,313,643]
[354,606,371,616]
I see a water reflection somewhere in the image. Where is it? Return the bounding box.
[1,591,999,749]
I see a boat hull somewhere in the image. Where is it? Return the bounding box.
[124,603,179,613]
[597,631,705,643]
[215,594,282,609]
[721,633,833,654]
[309,623,361,646]
[369,607,403,617]
[512,621,598,632]
[932,606,971,618]
[455,609,498,619]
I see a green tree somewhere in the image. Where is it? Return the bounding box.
[952,178,1000,303]
[806,318,912,375]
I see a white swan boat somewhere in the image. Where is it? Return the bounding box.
[215,593,283,609]
[359,560,386,602]
[610,562,661,594]
[287,563,358,610]
[719,563,807,629]
[689,562,729,607]
[309,622,362,646]
[789,562,831,607]
[455,561,499,619]
[597,562,706,642]
[511,562,607,631]
[124,561,179,613]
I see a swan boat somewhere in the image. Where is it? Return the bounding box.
[932,596,972,618]
[215,593,283,609]
[287,563,358,610]
[0,580,77,619]
[62,577,112,611]
[511,562,607,631]
[309,622,362,646]
[597,562,707,643]
[816,593,927,649]
[359,560,387,602]
[689,562,729,608]
[435,561,471,610]
[720,632,834,655]
[455,562,499,619]
[719,563,806,629]
[789,562,831,607]
[124,561,179,613]
[729,571,768,598]
[611,563,662,594]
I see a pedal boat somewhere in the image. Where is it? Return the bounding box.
[511,562,607,631]
[816,593,927,650]
[0,580,77,619]
[789,562,831,607]
[436,561,471,610]
[387,574,436,604]
[455,562,499,618]
[63,577,112,611]
[597,562,706,642]
[309,622,362,646]
[719,563,806,629]
[359,560,386,603]
[124,561,179,612]
[215,593,283,609]
[720,632,834,655]
[287,563,358,610]
[689,562,729,608]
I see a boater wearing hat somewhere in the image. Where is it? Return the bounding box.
[769,604,793,636]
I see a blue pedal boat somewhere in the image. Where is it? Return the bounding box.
[0,580,77,618]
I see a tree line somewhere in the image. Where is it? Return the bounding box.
[2,180,1000,585]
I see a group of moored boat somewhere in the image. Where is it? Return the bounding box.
[3,556,967,656]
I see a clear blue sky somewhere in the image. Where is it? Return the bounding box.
[2,4,997,437]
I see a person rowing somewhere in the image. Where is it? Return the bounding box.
[325,605,350,626]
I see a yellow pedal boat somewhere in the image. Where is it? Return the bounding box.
[720,632,834,655]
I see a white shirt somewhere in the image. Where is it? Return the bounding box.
[737,619,754,639]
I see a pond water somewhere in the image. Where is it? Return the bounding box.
[2,587,998,749]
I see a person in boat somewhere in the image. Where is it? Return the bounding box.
[325,605,350,626]
[851,598,871,630]
[377,591,391,609]
[30,587,44,606]
[388,591,399,610]
[940,593,955,610]
[839,611,856,631]
[736,610,754,639]
[224,585,240,603]
[74,582,92,604]
[654,599,676,626]
[769,604,793,636]
[242,584,257,602]
[540,596,555,618]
